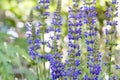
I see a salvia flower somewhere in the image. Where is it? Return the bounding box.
[45,0,64,79]
[44,53,65,80]
[84,75,90,80]
[26,22,41,60]
[83,1,102,79]
[50,53,64,80]
[36,0,50,18]
[25,0,120,79]
[105,0,118,78]
[64,0,82,79]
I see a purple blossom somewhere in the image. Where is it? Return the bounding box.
[45,53,64,80]
[84,75,90,80]
[65,0,82,79]
[112,0,118,4]
[106,12,111,18]
[83,2,102,79]
[116,65,120,69]
[75,59,80,66]
[75,50,81,56]
[51,12,62,26]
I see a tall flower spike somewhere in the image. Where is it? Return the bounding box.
[26,0,51,79]
[26,10,41,60]
[46,0,64,80]
[26,0,50,60]
[83,0,102,79]
[64,0,82,79]
[35,0,50,54]
[105,0,118,79]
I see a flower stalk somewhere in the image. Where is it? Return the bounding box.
[83,0,101,79]
[105,0,118,78]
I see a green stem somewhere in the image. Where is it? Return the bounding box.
[69,77,72,80]
[41,0,46,78]
[42,28,46,79]
[36,65,40,80]
[39,65,42,79]
[54,25,57,53]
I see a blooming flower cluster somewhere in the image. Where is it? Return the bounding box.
[45,0,64,79]
[36,0,50,17]
[64,0,82,80]
[26,0,51,59]
[44,53,64,80]
[26,1,50,79]
[26,21,41,60]
[25,0,119,80]
[105,0,119,79]
[83,1,102,79]
[49,9,64,80]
